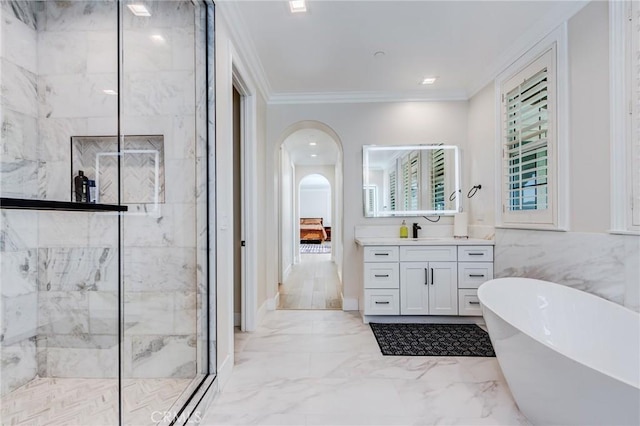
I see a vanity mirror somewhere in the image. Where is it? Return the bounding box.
[363,145,461,217]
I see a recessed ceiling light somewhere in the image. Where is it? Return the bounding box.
[311,154,317,157]
[309,142,317,146]
[421,77,437,85]
[103,89,118,95]
[289,0,307,13]
[150,34,165,43]
[127,4,150,17]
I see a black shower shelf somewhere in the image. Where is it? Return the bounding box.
[0,197,128,212]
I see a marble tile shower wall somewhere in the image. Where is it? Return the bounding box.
[495,229,640,312]
[1,0,201,392]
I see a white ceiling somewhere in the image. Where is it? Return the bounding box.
[223,0,587,166]
[225,0,586,100]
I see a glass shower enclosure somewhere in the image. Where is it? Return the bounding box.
[0,1,215,424]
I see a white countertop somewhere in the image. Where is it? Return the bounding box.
[355,237,494,246]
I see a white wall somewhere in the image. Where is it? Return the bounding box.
[268,102,468,309]
[281,148,295,277]
[467,1,639,310]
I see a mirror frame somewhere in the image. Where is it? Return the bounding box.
[362,144,461,217]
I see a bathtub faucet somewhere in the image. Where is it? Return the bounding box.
[412,223,421,239]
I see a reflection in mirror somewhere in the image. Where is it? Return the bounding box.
[363,145,460,217]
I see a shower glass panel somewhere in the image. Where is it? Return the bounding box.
[1,1,214,425]
[1,1,121,424]
[119,1,210,424]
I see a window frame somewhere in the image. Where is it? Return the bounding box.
[495,25,569,231]
[610,0,640,234]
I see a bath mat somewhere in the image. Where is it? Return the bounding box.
[369,323,495,357]
[300,243,331,254]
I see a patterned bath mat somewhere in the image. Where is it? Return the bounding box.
[370,323,495,357]
[300,243,331,254]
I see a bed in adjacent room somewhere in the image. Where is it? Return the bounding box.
[300,218,327,243]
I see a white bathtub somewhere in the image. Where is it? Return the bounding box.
[478,277,640,426]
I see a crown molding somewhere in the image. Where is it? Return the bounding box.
[268,89,468,105]
[215,1,272,100]
[467,0,589,98]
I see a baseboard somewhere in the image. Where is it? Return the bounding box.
[265,291,280,311]
[342,297,358,311]
[216,353,234,391]
[233,312,240,327]
[363,315,485,325]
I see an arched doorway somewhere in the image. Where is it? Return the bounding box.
[298,173,332,259]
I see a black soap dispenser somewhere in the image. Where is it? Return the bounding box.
[74,170,88,202]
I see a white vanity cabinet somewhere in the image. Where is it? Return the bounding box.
[457,246,494,316]
[399,246,458,316]
[359,239,494,319]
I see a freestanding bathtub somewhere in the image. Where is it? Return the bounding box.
[478,277,640,426]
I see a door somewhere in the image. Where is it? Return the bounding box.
[400,262,429,315]
[428,262,458,315]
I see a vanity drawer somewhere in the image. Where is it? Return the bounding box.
[364,263,399,289]
[457,246,493,262]
[364,289,400,315]
[400,246,456,262]
[457,262,494,289]
[458,289,483,316]
[364,246,399,262]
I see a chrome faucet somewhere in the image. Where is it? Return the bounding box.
[412,222,421,239]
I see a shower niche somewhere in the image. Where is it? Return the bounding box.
[71,135,166,204]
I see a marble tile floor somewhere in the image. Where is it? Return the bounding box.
[278,254,342,310]
[200,310,530,425]
[1,377,192,426]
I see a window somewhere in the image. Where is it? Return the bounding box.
[401,150,420,211]
[389,170,397,211]
[364,185,378,214]
[430,148,445,210]
[498,44,561,228]
[611,0,640,233]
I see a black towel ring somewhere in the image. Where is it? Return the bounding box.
[467,185,482,198]
[449,189,461,202]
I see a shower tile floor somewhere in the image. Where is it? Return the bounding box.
[200,310,531,425]
[1,377,192,425]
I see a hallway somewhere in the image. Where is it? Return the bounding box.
[278,253,342,310]
[200,310,527,425]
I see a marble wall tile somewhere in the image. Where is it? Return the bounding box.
[0,210,38,250]
[38,160,69,200]
[1,292,38,343]
[38,117,86,161]
[38,30,88,75]
[1,59,38,116]
[2,1,38,31]
[0,249,38,297]
[624,236,640,311]
[124,292,174,336]
[88,291,118,335]
[0,337,37,396]
[38,247,117,292]
[38,73,118,119]
[165,159,196,204]
[45,345,117,378]
[171,26,196,71]
[1,110,39,161]
[42,1,116,32]
[131,334,196,378]
[123,203,196,248]
[495,229,628,305]
[86,31,117,74]
[87,211,120,246]
[37,290,89,336]
[0,158,39,198]
[123,247,196,292]
[1,8,37,73]
[37,212,89,246]
[121,1,194,31]
[122,71,195,117]
[173,291,197,334]
[123,29,173,72]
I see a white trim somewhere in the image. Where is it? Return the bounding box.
[233,312,241,327]
[610,0,640,234]
[494,224,567,232]
[231,49,259,333]
[282,263,292,282]
[269,90,468,105]
[216,1,271,100]
[256,298,269,326]
[266,291,280,310]
[342,297,359,311]
[494,24,569,231]
[216,353,235,391]
[468,1,588,98]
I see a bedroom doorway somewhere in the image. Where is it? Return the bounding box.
[277,124,343,311]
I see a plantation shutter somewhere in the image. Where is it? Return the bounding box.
[402,156,410,210]
[502,47,555,225]
[431,148,445,210]
[632,0,640,226]
[409,151,420,210]
[389,170,397,211]
[365,185,377,214]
